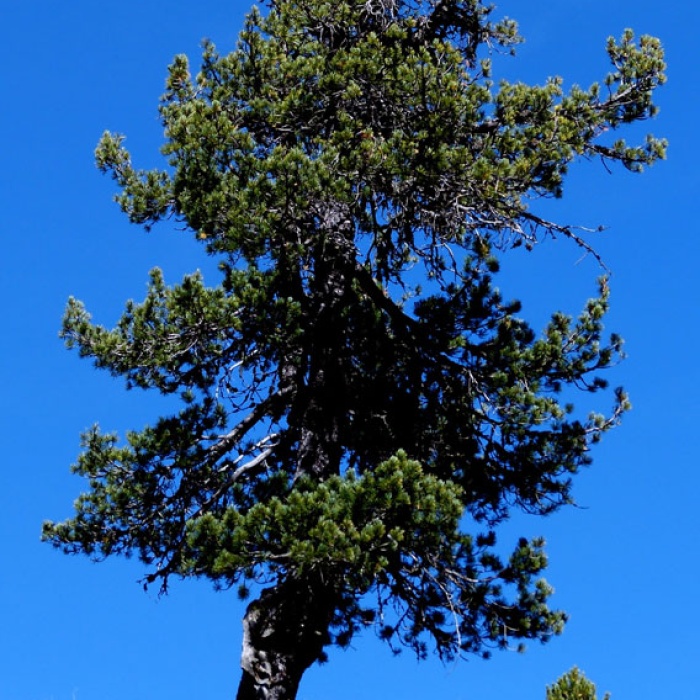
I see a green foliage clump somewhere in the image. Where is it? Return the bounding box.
[547,667,611,700]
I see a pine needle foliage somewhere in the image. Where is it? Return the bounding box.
[547,667,611,700]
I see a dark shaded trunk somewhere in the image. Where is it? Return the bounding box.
[237,205,355,700]
[293,203,356,481]
[236,576,338,700]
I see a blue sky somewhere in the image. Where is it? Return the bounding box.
[1,1,697,699]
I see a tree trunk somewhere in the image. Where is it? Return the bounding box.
[236,576,338,700]
[237,205,354,700]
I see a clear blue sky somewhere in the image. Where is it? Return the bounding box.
[1,1,696,699]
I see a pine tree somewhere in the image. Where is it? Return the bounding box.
[43,1,665,698]
[547,667,611,700]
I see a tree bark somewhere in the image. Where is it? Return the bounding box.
[235,576,338,700]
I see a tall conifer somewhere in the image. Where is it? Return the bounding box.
[44,1,665,697]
